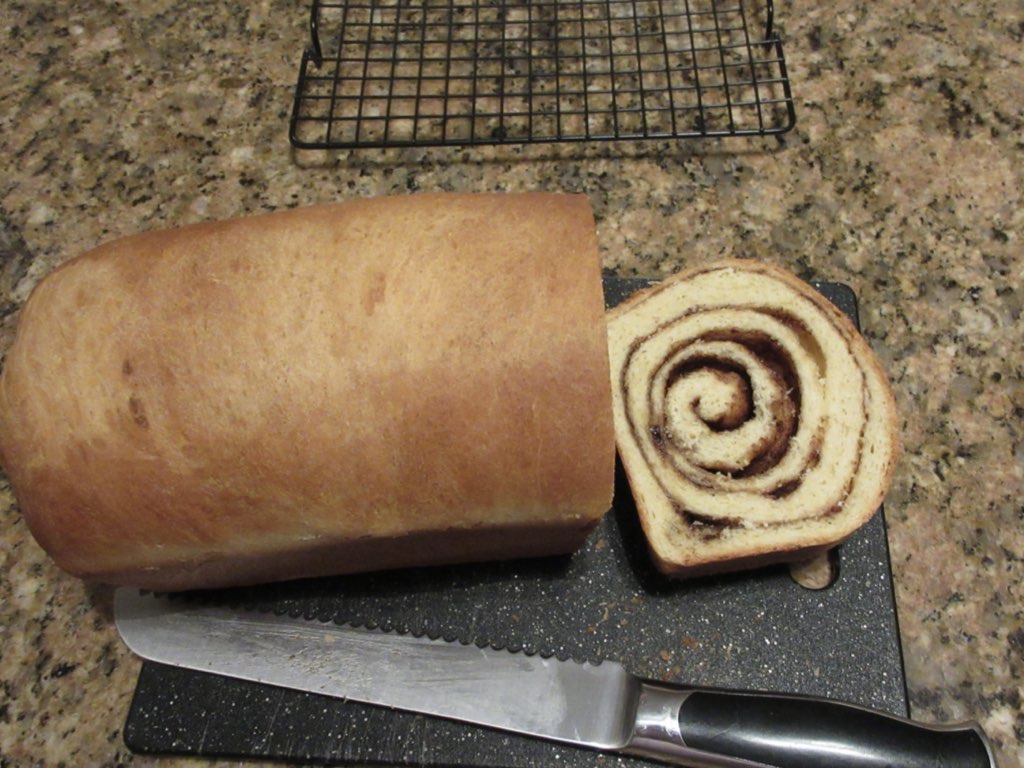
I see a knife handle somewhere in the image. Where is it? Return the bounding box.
[625,684,998,768]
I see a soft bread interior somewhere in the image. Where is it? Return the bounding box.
[606,259,899,577]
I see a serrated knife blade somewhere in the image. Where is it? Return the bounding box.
[114,588,996,768]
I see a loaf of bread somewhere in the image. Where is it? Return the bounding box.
[0,193,615,591]
[606,259,898,578]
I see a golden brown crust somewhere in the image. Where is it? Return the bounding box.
[607,259,899,578]
[0,193,615,590]
[92,518,596,592]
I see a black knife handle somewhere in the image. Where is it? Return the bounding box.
[674,689,996,768]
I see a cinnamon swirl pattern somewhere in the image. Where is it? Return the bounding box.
[606,260,899,577]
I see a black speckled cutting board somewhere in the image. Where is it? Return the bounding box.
[123,277,907,767]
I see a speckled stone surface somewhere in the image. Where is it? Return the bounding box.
[1,0,1021,766]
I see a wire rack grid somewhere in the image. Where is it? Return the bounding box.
[289,0,796,149]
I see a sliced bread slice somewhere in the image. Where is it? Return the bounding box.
[606,259,899,578]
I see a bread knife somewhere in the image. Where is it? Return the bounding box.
[114,588,997,768]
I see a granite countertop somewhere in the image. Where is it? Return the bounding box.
[1,0,1020,766]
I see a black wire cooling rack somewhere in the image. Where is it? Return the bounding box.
[289,0,796,149]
